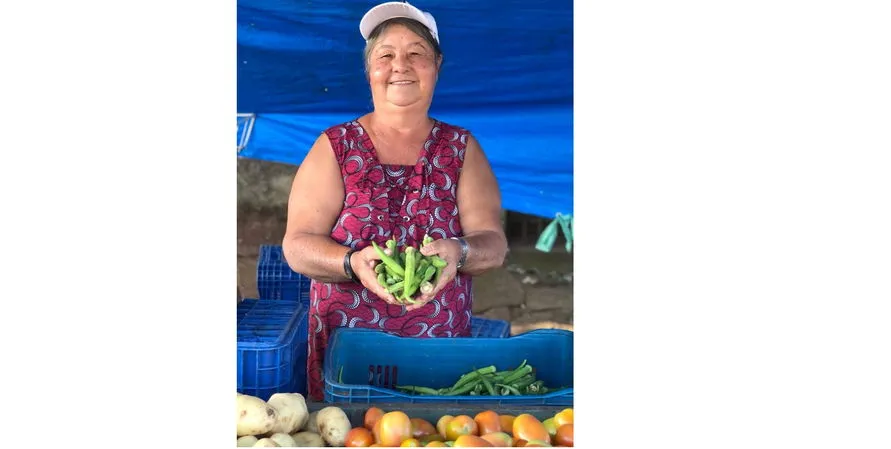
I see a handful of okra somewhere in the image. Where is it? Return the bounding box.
[395,360,556,396]
[372,234,448,304]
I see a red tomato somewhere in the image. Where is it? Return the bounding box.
[400,438,422,447]
[553,408,573,428]
[480,431,514,447]
[474,410,502,436]
[555,424,573,447]
[436,415,455,439]
[453,435,495,447]
[445,415,479,441]
[512,414,550,444]
[345,427,375,447]
[378,411,412,447]
[411,417,437,439]
[365,407,385,431]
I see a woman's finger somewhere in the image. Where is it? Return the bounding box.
[406,297,432,312]
[366,276,397,304]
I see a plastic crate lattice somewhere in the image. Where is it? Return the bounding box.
[237,298,309,400]
[256,245,311,302]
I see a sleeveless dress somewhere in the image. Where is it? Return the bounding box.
[305,118,474,401]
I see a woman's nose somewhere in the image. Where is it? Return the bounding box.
[391,53,409,71]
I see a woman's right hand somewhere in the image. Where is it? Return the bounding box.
[349,245,400,306]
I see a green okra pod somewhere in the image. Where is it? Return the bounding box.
[419,281,434,296]
[503,365,533,385]
[372,241,405,277]
[384,265,403,280]
[422,265,436,282]
[402,246,418,299]
[528,380,545,392]
[450,366,496,391]
[512,375,537,390]
[386,280,404,293]
[481,375,497,396]
[414,258,429,279]
[429,255,447,283]
[444,379,481,396]
[495,383,524,395]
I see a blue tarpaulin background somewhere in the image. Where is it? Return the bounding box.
[237,0,573,218]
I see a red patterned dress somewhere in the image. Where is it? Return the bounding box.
[305,118,474,401]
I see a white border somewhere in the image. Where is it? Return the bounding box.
[1,0,889,446]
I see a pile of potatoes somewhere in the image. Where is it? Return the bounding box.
[236,392,352,447]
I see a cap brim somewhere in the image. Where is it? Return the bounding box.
[359,2,435,42]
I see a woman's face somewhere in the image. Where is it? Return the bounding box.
[367,24,441,110]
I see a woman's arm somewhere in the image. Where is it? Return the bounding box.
[282,133,421,304]
[453,134,509,275]
[281,133,353,283]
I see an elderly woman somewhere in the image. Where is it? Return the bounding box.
[282,1,508,401]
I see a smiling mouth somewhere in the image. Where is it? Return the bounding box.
[389,80,416,85]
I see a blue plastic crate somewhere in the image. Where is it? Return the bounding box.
[470,316,511,338]
[256,245,311,303]
[323,328,573,405]
[237,298,309,400]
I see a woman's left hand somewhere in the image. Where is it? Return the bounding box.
[406,238,462,311]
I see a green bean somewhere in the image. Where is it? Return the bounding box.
[396,385,442,395]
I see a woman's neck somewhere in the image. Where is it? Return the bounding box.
[369,109,432,135]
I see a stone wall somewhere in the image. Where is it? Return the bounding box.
[237,157,298,213]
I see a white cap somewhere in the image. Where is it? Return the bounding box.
[359,1,440,44]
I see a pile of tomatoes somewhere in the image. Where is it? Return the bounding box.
[343,406,574,447]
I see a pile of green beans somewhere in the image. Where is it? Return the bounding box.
[372,234,448,304]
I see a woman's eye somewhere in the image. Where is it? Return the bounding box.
[379,54,393,59]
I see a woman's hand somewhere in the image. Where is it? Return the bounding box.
[350,245,401,306]
[406,238,463,311]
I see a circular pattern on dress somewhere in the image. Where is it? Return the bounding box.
[305,119,473,401]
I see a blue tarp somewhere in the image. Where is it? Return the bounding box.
[237,0,573,218]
